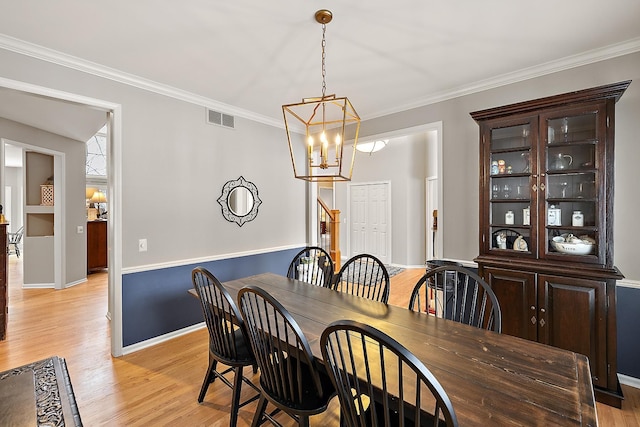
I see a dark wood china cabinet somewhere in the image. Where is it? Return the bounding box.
[471,80,631,407]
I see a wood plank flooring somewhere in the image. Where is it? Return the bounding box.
[0,257,638,426]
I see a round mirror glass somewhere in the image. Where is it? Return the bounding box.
[228,186,254,216]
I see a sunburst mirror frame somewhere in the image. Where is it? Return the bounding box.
[217,176,262,227]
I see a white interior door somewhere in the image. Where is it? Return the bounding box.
[368,183,389,263]
[349,182,390,264]
[350,185,367,255]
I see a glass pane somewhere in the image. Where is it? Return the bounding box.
[547,113,596,144]
[490,124,531,151]
[86,128,107,177]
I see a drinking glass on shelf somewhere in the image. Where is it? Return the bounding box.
[561,118,569,142]
[502,183,512,198]
[492,184,500,199]
[560,182,569,198]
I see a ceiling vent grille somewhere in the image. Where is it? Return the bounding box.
[207,108,235,129]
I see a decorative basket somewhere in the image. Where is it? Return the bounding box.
[40,185,54,206]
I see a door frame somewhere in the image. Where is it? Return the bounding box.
[342,121,443,266]
[0,76,124,357]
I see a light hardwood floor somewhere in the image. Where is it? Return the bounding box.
[0,258,638,426]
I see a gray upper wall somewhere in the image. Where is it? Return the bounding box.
[0,48,639,280]
[0,48,307,270]
[350,51,640,280]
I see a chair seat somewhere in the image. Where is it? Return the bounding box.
[210,327,255,366]
[260,359,335,413]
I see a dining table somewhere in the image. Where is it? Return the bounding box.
[190,272,597,426]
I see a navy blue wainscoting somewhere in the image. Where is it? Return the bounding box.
[122,247,302,347]
[617,285,640,379]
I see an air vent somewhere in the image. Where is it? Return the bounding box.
[207,108,235,129]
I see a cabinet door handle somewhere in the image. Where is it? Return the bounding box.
[531,306,536,310]
[540,308,546,313]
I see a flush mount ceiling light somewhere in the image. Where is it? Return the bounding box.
[282,9,361,182]
[356,139,388,154]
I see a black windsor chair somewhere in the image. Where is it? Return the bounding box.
[320,319,459,427]
[286,246,334,287]
[238,285,336,427]
[191,267,260,427]
[408,265,502,333]
[333,254,390,303]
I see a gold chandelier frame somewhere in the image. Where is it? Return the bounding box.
[282,9,361,182]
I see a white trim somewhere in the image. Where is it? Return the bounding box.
[122,323,206,355]
[121,243,306,274]
[617,278,640,289]
[64,278,87,288]
[619,374,640,390]
[22,283,54,289]
[3,34,639,124]
[0,35,282,129]
[364,37,640,120]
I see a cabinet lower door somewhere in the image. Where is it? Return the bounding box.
[538,274,607,388]
[485,267,537,341]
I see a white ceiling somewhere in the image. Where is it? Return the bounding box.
[1,0,640,140]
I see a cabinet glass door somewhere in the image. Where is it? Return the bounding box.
[541,104,603,263]
[487,120,535,256]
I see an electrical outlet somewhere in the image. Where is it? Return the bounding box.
[77,225,84,234]
[138,239,147,252]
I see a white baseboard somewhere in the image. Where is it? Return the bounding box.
[121,322,206,355]
[619,373,640,390]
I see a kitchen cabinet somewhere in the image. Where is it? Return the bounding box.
[471,81,630,407]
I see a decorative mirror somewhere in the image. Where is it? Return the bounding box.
[217,176,262,226]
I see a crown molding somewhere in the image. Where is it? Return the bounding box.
[366,37,640,121]
[2,34,640,125]
[0,34,283,129]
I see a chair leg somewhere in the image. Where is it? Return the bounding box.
[229,366,244,427]
[251,395,269,427]
[299,415,310,427]
[197,357,218,403]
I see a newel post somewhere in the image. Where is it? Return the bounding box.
[330,209,341,273]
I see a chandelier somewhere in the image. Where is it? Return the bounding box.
[282,9,361,182]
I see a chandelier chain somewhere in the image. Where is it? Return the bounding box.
[321,23,327,98]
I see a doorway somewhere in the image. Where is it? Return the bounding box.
[340,121,443,267]
[0,77,123,356]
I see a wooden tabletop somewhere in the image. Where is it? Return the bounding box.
[192,272,597,426]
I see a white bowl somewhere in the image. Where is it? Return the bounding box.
[551,240,594,255]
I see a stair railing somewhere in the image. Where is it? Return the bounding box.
[317,197,341,273]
